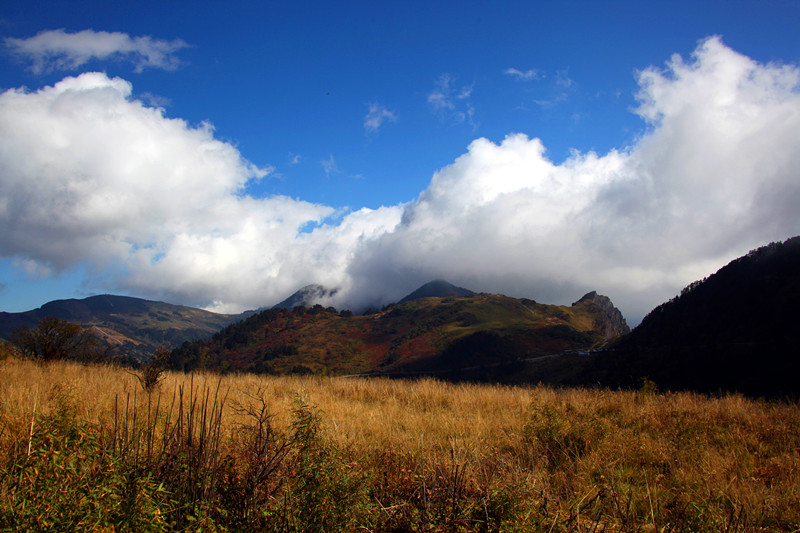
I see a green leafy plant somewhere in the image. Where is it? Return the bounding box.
[282,395,374,532]
[0,386,173,531]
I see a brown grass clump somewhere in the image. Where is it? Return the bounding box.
[0,356,798,531]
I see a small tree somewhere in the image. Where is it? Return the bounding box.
[11,316,101,362]
[133,346,170,393]
[0,340,19,360]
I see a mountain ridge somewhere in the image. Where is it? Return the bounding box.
[168,287,628,376]
[510,236,800,397]
[0,294,249,361]
[6,230,798,399]
[572,291,630,339]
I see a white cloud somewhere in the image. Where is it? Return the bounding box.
[532,68,575,108]
[0,72,401,310]
[427,74,476,127]
[4,29,188,73]
[139,92,172,108]
[427,74,455,111]
[321,154,340,177]
[13,258,53,279]
[555,69,573,89]
[504,67,540,80]
[346,37,800,321]
[364,102,397,132]
[457,83,474,100]
[1,37,799,322]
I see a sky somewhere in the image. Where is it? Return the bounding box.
[1,1,799,324]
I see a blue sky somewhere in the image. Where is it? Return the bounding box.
[1,0,799,323]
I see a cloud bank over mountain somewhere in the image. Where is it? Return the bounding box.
[0,72,400,312]
[1,37,799,320]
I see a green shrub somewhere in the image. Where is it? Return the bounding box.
[0,387,173,531]
[523,403,606,469]
[281,395,375,532]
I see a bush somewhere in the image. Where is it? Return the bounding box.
[282,396,374,532]
[10,316,111,363]
[0,341,17,361]
[0,386,172,531]
[132,346,170,393]
[523,403,607,469]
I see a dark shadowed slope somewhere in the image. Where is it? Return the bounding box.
[526,237,800,397]
[398,280,475,303]
[624,237,800,349]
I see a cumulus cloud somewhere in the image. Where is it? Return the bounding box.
[364,102,397,133]
[4,29,188,73]
[13,259,53,279]
[346,37,800,320]
[0,72,401,310]
[1,37,799,322]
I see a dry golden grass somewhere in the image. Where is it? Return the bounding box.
[1,356,799,531]
[0,358,537,457]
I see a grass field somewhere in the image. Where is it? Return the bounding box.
[1,356,798,531]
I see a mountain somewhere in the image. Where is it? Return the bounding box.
[169,288,628,376]
[622,237,800,349]
[572,291,630,339]
[398,280,475,303]
[0,294,248,361]
[272,284,340,310]
[523,237,800,397]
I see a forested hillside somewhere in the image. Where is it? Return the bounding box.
[169,291,629,376]
[522,237,800,397]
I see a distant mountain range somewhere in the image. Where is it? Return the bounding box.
[0,294,249,361]
[3,236,799,397]
[168,285,629,376]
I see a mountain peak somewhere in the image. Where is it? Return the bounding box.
[272,284,339,310]
[572,291,629,339]
[399,280,475,304]
[575,291,598,303]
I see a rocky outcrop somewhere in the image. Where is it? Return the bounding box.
[573,291,630,339]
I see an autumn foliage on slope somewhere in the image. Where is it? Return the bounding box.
[169,292,627,376]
